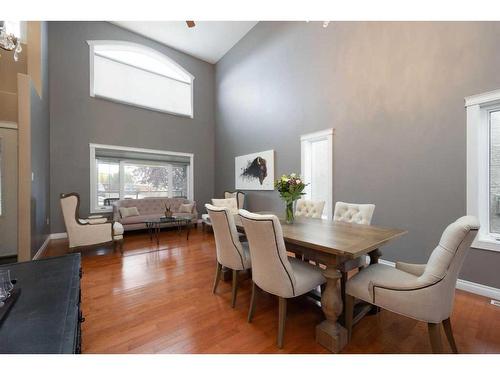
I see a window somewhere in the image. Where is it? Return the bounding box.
[466,89,500,252]
[301,129,334,219]
[90,144,193,213]
[87,41,194,117]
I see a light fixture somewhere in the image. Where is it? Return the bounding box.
[0,21,22,61]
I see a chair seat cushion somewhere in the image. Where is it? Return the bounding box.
[346,263,418,303]
[201,213,210,222]
[289,257,326,296]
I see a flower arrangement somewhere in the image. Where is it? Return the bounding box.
[275,173,307,224]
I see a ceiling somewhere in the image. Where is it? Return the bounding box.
[111,21,258,64]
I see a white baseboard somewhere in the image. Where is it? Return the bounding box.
[33,235,51,260]
[379,259,500,300]
[50,232,68,239]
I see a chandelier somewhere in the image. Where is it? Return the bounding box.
[0,21,22,61]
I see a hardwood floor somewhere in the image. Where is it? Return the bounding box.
[44,227,500,354]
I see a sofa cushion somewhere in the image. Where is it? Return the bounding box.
[120,213,163,225]
[119,206,140,218]
[179,203,194,213]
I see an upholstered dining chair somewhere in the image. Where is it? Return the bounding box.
[224,191,246,209]
[332,201,376,307]
[239,209,326,348]
[206,203,251,308]
[345,215,479,353]
[295,199,326,219]
[60,193,124,251]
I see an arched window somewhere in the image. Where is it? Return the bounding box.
[87,41,194,117]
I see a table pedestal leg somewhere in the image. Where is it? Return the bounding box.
[316,267,348,353]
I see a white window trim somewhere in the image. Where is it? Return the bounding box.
[300,128,334,220]
[466,89,500,252]
[89,143,194,214]
[87,40,195,118]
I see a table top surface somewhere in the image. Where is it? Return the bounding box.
[235,214,407,259]
[142,216,191,224]
[0,254,81,354]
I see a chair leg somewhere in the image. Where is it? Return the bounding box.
[248,281,257,322]
[277,297,287,348]
[345,294,355,342]
[212,262,222,294]
[428,322,443,353]
[231,269,239,308]
[442,318,458,353]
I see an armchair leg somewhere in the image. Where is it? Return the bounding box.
[428,322,443,354]
[212,262,222,294]
[231,269,239,308]
[248,281,257,322]
[345,294,355,342]
[277,297,287,348]
[442,318,458,353]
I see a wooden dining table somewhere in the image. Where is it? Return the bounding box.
[234,214,407,353]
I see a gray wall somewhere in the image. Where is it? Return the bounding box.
[31,21,50,257]
[48,22,215,233]
[215,21,500,288]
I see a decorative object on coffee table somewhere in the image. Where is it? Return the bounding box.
[275,173,307,224]
[164,203,173,218]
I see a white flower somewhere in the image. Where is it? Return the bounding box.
[290,173,296,178]
[296,179,301,184]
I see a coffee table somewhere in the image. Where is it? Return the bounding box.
[143,216,192,245]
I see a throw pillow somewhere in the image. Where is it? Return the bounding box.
[211,198,238,215]
[119,206,140,218]
[179,203,194,213]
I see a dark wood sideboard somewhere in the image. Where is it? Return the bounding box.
[0,254,83,353]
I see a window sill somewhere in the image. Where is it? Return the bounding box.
[471,236,500,253]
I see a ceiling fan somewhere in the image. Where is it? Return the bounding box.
[186,21,195,28]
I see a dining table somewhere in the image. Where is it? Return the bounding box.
[234,214,407,353]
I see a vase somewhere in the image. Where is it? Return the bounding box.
[285,201,295,224]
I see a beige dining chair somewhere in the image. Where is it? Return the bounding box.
[238,209,326,348]
[295,199,326,219]
[60,193,124,251]
[206,204,251,308]
[333,201,376,307]
[224,191,246,209]
[345,215,479,353]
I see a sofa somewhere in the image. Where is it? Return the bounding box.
[113,197,198,232]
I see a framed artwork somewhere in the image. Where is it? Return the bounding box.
[235,150,274,190]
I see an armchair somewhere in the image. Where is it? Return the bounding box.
[60,193,124,252]
[345,215,480,353]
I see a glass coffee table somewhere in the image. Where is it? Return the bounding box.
[143,216,192,245]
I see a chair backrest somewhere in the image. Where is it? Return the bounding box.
[205,204,247,270]
[224,191,245,209]
[211,197,238,215]
[60,193,83,241]
[420,216,480,285]
[238,210,297,298]
[295,199,325,219]
[333,201,375,225]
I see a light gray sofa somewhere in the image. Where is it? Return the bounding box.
[113,197,198,232]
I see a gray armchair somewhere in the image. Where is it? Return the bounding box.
[345,215,479,353]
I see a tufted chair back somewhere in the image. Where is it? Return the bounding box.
[295,199,326,219]
[333,201,375,225]
[239,210,297,298]
[206,204,248,271]
[224,191,246,209]
[211,197,238,215]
